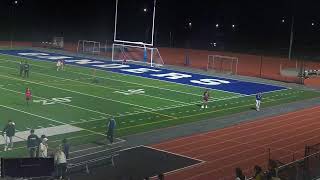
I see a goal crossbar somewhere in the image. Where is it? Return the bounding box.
[112,43,164,67]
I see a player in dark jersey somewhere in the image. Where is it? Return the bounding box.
[25,87,32,105]
[201,89,210,109]
[24,61,30,78]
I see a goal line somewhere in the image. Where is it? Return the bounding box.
[111,43,164,67]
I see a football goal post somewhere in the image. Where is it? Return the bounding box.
[112,43,164,67]
[77,40,101,54]
[207,55,239,75]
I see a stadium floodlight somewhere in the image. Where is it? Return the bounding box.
[207,55,239,75]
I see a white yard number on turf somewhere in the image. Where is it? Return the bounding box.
[114,89,145,96]
[33,97,72,105]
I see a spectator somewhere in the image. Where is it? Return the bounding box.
[2,120,16,151]
[39,136,48,158]
[27,129,39,157]
[107,117,116,144]
[266,160,277,180]
[253,165,264,180]
[54,145,67,179]
[158,173,164,180]
[62,138,70,159]
[235,167,246,180]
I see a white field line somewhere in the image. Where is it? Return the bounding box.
[0,57,203,97]
[0,58,290,106]
[0,55,250,97]
[68,95,246,125]
[0,132,125,153]
[0,64,250,114]
[0,64,193,107]
[144,145,205,163]
[116,95,299,131]
[1,64,191,105]
[0,86,113,117]
[0,73,154,111]
[0,104,106,137]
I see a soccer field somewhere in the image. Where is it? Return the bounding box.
[0,49,319,157]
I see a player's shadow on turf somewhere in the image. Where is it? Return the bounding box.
[250,107,257,110]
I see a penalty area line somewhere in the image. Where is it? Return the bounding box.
[0,104,107,137]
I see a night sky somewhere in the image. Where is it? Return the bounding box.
[0,0,320,53]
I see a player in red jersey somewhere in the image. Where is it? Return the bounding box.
[25,88,32,105]
[201,89,210,109]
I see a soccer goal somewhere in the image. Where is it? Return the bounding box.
[112,43,164,67]
[52,37,64,49]
[77,40,101,54]
[207,55,239,75]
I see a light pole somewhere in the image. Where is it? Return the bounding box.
[10,0,19,48]
[288,16,294,60]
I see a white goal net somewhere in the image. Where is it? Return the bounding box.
[112,43,164,67]
[52,37,64,49]
[207,55,239,74]
[77,40,101,54]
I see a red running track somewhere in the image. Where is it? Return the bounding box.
[152,106,320,180]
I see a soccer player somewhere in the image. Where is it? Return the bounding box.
[106,117,116,144]
[19,61,24,77]
[25,87,32,105]
[23,61,30,78]
[2,120,16,151]
[56,60,62,71]
[201,89,210,109]
[256,92,262,111]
